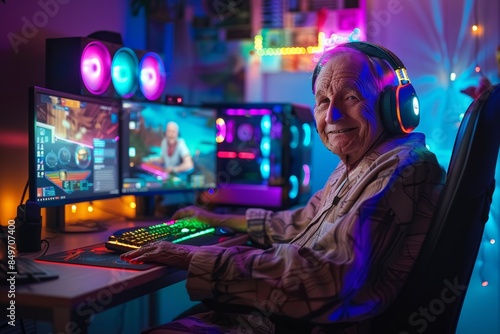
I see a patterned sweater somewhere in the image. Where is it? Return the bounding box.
[186,132,446,333]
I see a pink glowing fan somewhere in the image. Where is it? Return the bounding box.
[139,52,166,101]
[80,41,112,95]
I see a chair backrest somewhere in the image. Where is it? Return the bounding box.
[370,84,500,333]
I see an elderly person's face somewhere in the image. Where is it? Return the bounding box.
[313,50,385,166]
[165,123,179,145]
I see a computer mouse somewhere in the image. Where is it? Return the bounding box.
[213,226,236,236]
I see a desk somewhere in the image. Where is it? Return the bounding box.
[0,220,248,333]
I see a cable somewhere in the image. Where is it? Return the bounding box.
[40,239,51,256]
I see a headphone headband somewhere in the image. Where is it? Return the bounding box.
[312,41,410,93]
[342,42,405,70]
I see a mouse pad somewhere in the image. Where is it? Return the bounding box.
[36,243,157,270]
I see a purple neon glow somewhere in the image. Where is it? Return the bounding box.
[80,42,112,95]
[302,164,310,186]
[226,119,235,143]
[225,108,272,116]
[139,52,166,101]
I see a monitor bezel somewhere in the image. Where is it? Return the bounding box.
[119,99,218,196]
[28,86,122,207]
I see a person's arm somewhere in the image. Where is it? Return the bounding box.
[172,206,247,232]
[172,187,324,239]
[246,189,324,247]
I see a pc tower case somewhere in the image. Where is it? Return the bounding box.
[200,103,314,210]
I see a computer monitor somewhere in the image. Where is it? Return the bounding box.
[120,100,218,216]
[28,86,121,232]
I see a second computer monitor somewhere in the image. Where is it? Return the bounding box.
[121,100,218,195]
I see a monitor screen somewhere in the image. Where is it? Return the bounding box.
[28,86,121,207]
[120,100,217,195]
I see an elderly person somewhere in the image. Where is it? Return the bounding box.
[159,121,194,175]
[122,42,446,334]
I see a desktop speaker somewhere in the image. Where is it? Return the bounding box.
[46,37,119,98]
[14,201,42,253]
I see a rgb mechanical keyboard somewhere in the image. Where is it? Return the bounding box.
[105,219,218,253]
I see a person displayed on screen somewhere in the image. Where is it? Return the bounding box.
[121,42,446,333]
[150,121,194,176]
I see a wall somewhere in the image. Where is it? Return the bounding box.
[0,1,164,333]
[367,1,499,333]
[0,0,129,224]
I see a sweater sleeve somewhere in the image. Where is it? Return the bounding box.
[246,189,323,247]
[186,145,445,323]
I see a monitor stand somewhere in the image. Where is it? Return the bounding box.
[45,206,107,233]
[132,196,166,222]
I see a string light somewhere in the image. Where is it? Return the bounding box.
[254,28,361,57]
[473,0,480,74]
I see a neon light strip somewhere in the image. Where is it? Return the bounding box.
[218,151,237,158]
[225,108,272,116]
[238,152,256,160]
[289,175,299,199]
[302,124,311,147]
[302,164,310,187]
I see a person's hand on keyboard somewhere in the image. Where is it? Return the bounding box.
[172,205,247,233]
[120,241,197,270]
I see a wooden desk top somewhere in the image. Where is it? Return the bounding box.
[0,220,248,323]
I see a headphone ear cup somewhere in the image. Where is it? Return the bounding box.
[379,86,399,135]
[379,84,420,135]
[397,83,420,133]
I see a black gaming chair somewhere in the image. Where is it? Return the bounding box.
[370,84,500,333]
